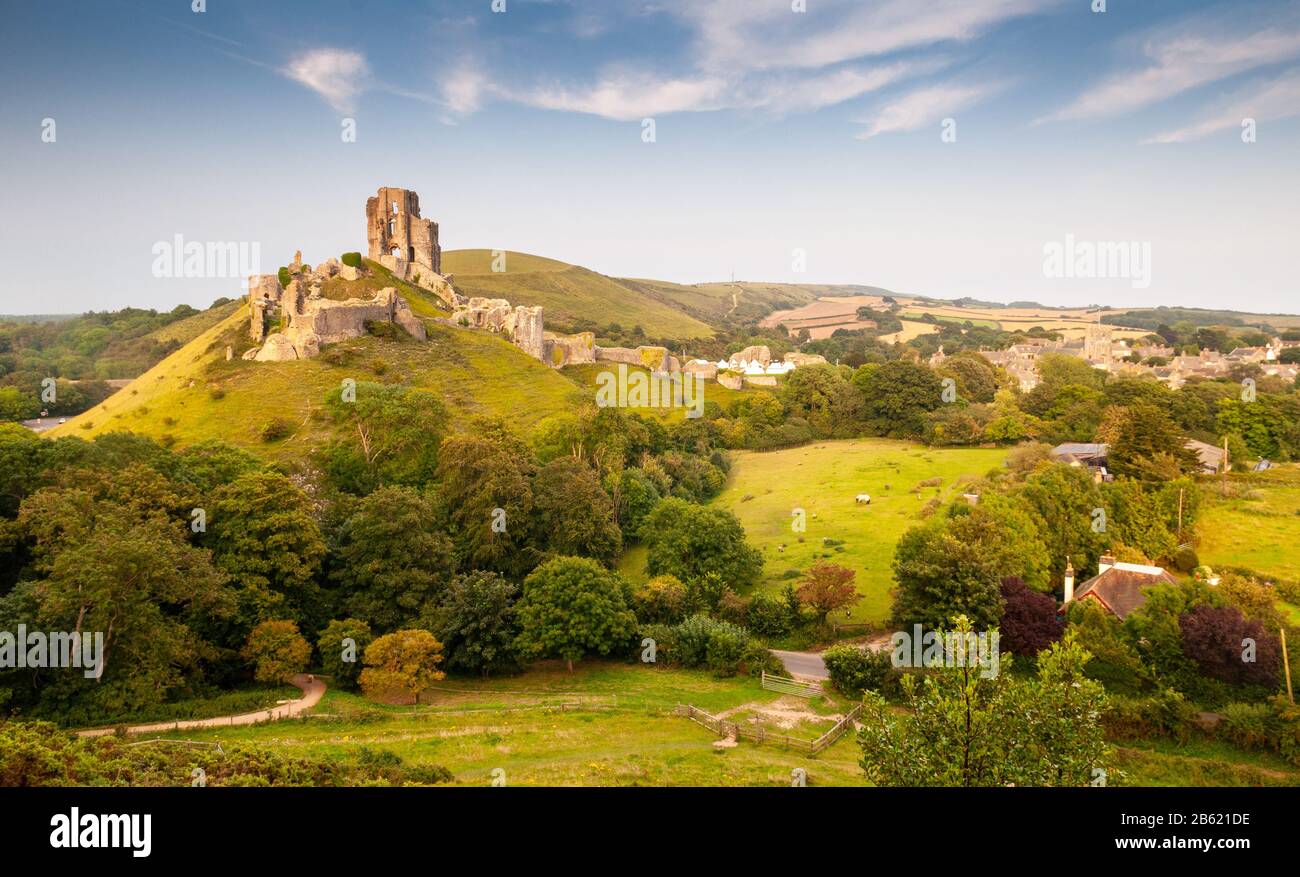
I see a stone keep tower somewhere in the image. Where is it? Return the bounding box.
[366,187,441,273]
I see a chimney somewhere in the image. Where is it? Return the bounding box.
[1063,560,1075,603]
[1098,554,1115,576]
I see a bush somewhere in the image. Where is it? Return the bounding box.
[1101,689,1201,742]
[1173,546,1200,574]
[278,266,291,286]
[1218,698,1300,766]
[261,417,295,442]
[341,252,363,268]
[632,575,688,625]
[640,614,779,677]
[746,592,792,639]
[822,644,897,698]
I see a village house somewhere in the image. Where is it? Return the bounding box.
[1063,556,1179,621]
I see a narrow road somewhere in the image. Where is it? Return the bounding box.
[77,674,326,738]
[772,634,893,681]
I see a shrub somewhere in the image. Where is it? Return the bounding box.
[1217,698,1300,766]
[278,266,291,286]
[746,592,792,639]
[341,252,363,268]
[261,417,294,442]
[1101,688,1200,742]
[998,577,1064,657]
[822,644,897,698]
[632,575,688,625]
[642,614,779,677]
[1173,546,1200,574]
[1179,604,1281,687]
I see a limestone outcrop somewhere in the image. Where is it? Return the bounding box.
[784,352,828,367]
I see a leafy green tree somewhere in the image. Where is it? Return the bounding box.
[1108,402,1199,480]
[514,557,637,671]
[1015,463,1107,583]
[331,486,454,632]
[22,511,233,721]
[206,471,326,636]
[855,360,943,438]
[954,493,1053,592]
[891,516,1004,632]
[1101,479,1178,562]
[781,365,863,438]
[858,620,1112,786]
[938,351,998,403]
[640,497,762,590]
[360,629,446,704]
[532,456,621,563]
[1216,395,1300,461]
[434,432,537,578]
[241,619,311,684]
[609,467,660,534]
[429,571,522,677]
[317,618,373,691]
[323,382,445,493]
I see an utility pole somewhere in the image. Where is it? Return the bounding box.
[1177,487,1184,542]
[1282,627,1294,705]
[1221,434,1230,497]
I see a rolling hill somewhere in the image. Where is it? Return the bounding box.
[47,263,587,462]
[442,249,714,340]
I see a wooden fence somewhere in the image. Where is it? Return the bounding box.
[673,702,863,756]
[761,671,823,698]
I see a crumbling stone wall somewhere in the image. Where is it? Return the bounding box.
[246,256,426,362]
[544,332,595,367]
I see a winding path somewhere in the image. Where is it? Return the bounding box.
[76,674,326,738]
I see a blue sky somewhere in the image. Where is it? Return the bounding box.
[1,0,1298,315]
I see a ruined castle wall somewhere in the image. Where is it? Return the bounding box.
[367,186,440,272]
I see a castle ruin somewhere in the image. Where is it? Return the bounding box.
[367,187,441,280]
[241,186,752,380]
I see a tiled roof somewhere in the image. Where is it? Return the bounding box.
[1074,565,1178,620]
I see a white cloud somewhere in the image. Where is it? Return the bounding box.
[855,82,1001,139]
[1043,12,1300,124]
[440,68,490,115]
[283,48,371,114]
[677,0,1058,73]
[1143,67,1300,143]
[518,73,732,121]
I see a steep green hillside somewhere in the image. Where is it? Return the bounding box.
[48,270,586,461]
[442,249,714,340]
[146,299,243,345]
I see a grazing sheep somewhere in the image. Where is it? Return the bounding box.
[855,494,872,505]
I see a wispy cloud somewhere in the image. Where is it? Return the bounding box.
[1041,9,1300,124]
[677,0,1058,73]
[518,73,731,121]
[855,81,1003,139]
[1143,66,1300,143]
[283,48,371,114]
